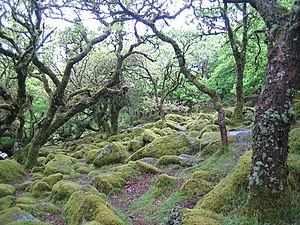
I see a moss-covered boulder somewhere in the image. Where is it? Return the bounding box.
[149,174,176,197]
[33,202,61,215]
[93,172,127,194]
[0,196,15,211]
[157,155,181,165]
[196,151,252,213]
[142,129,160,143]
[0,207,42,225]
[127,139,144,152]
[0,184,15,198]
[180,179,212,198]
[180,208,223,225]
[51,180,98,202]
[200,125,219,137]
[288,127,300,154]
[165,114,188,124]
[128,132,192,161]
[31,182,52,198]
[44,154,76,175]
[93,142,128,167]
[64,191,125,225]
[0,160,24,183]
[192,170,220,183]
[86,148,103,164]
[41,173,63,187]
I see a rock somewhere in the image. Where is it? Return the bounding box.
[127,139,144,152]
[128,132,192,161]
[64,191,125,225]
[51,180,98,202]
[179,208,223,225]
[0,196,15,211]
[0,207,46,225]
[44,154,76,175]
[0,151,8,160]
[178,154,201,167]
[33,202,61,215]
[0,160,24,183]
[180,179,212,198]
[0,184,15,198]
[142,129,160,143]
[93,142,128,167]
[148,174,176,197]
[31,182,52,197]
[41,173,63,187]
[158,155,181,165]
[192,170,220,183]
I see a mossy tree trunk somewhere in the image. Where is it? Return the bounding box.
[225,0,300,219]
[222,2,248,124]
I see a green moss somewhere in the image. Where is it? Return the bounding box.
[85,222,102,225]
[165,114,188,124]
[200,125,219,137]
[192,170,220,183]
[0,160,24,183]
[41,173,63,187]
[142,129,160,143]
[44,154,76,175]
[0,184,15,198]
[180,208,224,225]
[33,202,60,214]
[93,142,129,167]
[180,179,212,198]
[70,150,85,159]
[128,132,192,161]
[149,174,176,197]
[134,161,162,174]
[75,164,90,174]
[5,221,49,225]
[288,127,300,154]
[64,191,125,225]
[93,173,126,194]
[51,180,98,202]
[31,182,52,197]
[196,151,252,213]
[157,155,181,165]
[16,197,35,205]
[0,207,41,225]
[0,196,15,211]
[86,148,102,164]
[127,139,144,152]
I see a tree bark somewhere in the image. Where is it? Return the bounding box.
[244,0,300,219]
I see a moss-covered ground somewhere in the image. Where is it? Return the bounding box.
[1,111,300,225]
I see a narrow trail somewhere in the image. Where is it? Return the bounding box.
[108,172,156,225]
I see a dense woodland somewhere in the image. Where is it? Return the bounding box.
[0,0,300,224]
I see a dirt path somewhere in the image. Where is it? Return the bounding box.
[109,172,156,225]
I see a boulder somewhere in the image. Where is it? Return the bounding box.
[44,154,76,175]
[93,142,128,167]
[0,207,46,225]
[51,180,98,202]
[128,132,192,161]
[64,191,125,225]
[0,160,24,183]
[0,184,15,198]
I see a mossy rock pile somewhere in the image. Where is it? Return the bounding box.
[196,150,252,213]
[0,160,24,183]
[64,191,125,225]
[142,129,160,143]
[180,179,212,198]
[44,154,76,175]
[127,132,192,161]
